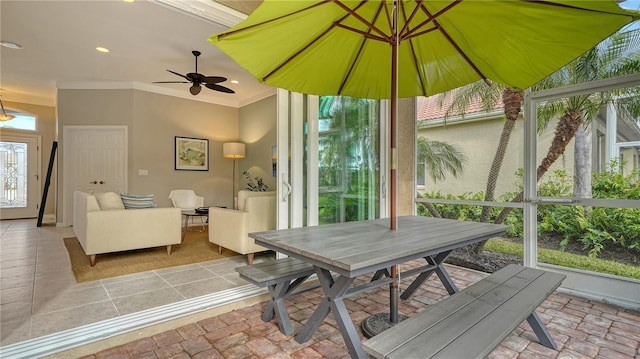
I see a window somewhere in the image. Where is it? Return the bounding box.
[0,110,37,131]
[416,162,426,187]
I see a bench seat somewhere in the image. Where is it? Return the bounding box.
[236,257,317,335]
[363,264,565,359]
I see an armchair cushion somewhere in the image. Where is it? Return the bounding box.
[94,192,125,210]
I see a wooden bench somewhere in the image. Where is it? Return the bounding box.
[235,257,317,335]
[363,264,566,359]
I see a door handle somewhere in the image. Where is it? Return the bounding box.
[281,173,291,202]
[89,181,97,184]
[99,181,106,184]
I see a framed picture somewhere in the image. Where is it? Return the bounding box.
[175,136,209,171]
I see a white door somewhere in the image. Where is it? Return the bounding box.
[63,126,127,225]
[0,135,40,219]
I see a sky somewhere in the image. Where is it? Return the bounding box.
[621,0,640,10]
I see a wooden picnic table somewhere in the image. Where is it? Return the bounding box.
[250,215,508,359]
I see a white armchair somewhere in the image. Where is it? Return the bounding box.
[169,189,205,230]
[208,190,276,264]
[168,189,204,210]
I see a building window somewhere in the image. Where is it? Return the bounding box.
[417,162,426,187]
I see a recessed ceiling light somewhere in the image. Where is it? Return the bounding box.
[122,0,134,2]
[96,47,110,53]
[1,41,23,49]
[230,80,239,84]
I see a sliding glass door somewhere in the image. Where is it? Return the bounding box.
[276,91,385,230]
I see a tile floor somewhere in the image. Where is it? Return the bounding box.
[0,218,270,347]
[2,218,640,359]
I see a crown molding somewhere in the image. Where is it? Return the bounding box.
[56,81,241,107]
[152,0,247,27]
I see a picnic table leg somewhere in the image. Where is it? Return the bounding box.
[527,311,558,349]
[295,268,364,358]
[401,251,458,300]
[262,276,312,335]
[263,283,293,335]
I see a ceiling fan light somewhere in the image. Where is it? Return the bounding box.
[190,84,201,95]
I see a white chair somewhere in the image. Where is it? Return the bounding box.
[208,190,276,264]
[168,189,205,230]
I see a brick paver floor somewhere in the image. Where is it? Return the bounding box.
[78,264,640,359]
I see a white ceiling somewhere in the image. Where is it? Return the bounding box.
[0,0,274,108]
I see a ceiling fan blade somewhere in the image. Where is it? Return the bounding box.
[205,83,235,94]
[202,76,227,84]
[167,70,190,81]
[190,84,202,95]
[153,81,189,84]
[186,72,204,83]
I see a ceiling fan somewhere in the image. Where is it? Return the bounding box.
[153,50,234,95]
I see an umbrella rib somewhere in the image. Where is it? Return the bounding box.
[397,0,425,37]
[399,2,429,96]
[262,1,370,83]
[332,0,392,41]
[338,1,387,94]
[414,1,491,85]
[217,0,331,39]
[402,0,460,40]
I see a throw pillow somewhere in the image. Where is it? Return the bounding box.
[94,192,125,210]
[120,193,155,209]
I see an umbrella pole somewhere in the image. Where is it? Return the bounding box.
[389,0,399,324]
[388,35,400,325]
[362,0,406,338]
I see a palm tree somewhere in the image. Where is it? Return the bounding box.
[494,28,640,224]
[416,136,467,217]
[434,83,523,253]
[439,84,524,227]
[416,137,467,183]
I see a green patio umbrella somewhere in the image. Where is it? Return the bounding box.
[209,0,638,327]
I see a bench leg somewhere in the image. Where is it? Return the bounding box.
[401,251,458,300]
[262,276,312,335]
[527,311,558,349]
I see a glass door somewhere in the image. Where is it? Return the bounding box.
[276,91,384,231]
[0,135,40,219]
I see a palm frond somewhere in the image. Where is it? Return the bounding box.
[417,137,468,182]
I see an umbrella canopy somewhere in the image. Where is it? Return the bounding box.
[210,0,638,100]
[210,0,638,229]
[210,0,639,332]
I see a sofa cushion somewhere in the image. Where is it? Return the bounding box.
[120,193,155,209]
[94,192,125,210]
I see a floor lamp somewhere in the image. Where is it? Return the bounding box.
[223,142,245,209]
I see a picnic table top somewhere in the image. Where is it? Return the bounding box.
[251,216,508,277]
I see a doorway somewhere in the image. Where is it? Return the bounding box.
[63,126,128,225]
[275,91,386,231]
[0,134,40,219]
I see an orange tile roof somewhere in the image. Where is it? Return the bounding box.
[416,91,504,121]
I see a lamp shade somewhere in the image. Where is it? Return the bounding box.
[223,142,246,159]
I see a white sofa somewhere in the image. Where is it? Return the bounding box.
[72,191,182,266]
[208,190,276,264]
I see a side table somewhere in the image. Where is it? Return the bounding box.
[181,210,208,241]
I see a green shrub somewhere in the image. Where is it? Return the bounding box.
[419,160,640,257]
